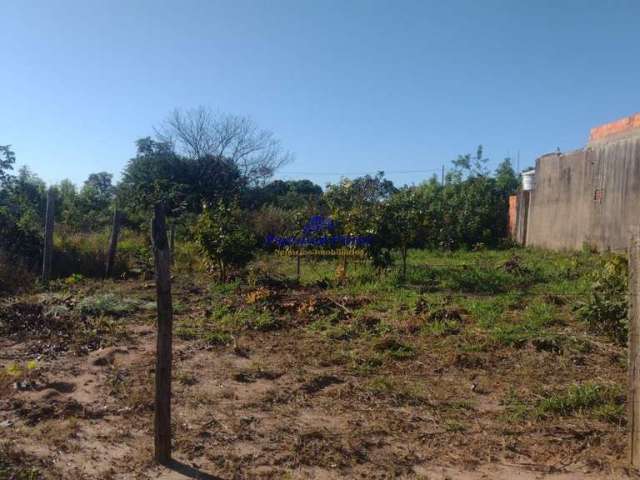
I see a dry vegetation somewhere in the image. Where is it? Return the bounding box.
[0,248,636,479]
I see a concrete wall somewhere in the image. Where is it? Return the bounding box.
[526,136,640,251]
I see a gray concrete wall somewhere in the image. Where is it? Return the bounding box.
[526,136,640,251]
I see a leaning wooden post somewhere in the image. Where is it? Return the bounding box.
[629,227,640,468]
[296,250,301,280]
[105,207,121,278]
[41,188,55,285]
[152,203,173,465]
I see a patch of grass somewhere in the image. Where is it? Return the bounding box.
[203,330,233,345]
[505,383,625,424]
[365,376,426,405]
[243,309,281,331]
[535,382,624,421]
[209,280,241,297]
[440,265,512,294]
[373,337,416,360]
[488,300,557,348]
[78,293,139,317]
[350,351,385,375]
[0,442,42,480]
[308,315,358,340]
[444,420,467,432]
[462,296,510,329]
[424,319,461,336]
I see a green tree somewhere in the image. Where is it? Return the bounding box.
[54,179,78,225]
[324,172,396,236]
[75,172,115,230]
[378,188,424,277]
[193,200,256,281]
[119,137,244,224]
[494,158,519,195]
[247,179,323,210]
[0,145,16,183]
[0,164,45,266]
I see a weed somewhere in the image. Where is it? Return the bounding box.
[506,383,625,423]
[488,300,556,348]
[365,376,426,405]
[244,309,281,331]
[575,254,628,345]
[78,294,138,317]
[373,337,416,360]
[535,382,624,420]
[441,265,511,294]
[350,351,385,375]
[176,371,198,386]
[203,330,233,345]
[0,442,42,480]
[444,420,467,432]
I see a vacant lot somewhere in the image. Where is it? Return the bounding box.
[0,249,634,479]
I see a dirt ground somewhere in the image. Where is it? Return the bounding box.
[0,270,637,479]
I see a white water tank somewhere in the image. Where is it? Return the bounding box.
[522,170,535,191]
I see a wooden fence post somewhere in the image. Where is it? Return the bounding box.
[629,227,640,468]
[41,188,55,285]
[105,207,121,278]
[296,251,301,280]
[152,203,173,465]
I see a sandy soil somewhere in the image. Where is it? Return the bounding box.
[0,277,636,479]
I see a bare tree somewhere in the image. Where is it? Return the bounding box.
[156,107,292,184]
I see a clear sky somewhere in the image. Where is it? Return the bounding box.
[2,0,639,188]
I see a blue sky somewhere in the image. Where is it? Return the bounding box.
[1,0,639,188]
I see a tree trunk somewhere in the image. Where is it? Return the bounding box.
[152,203,173,465]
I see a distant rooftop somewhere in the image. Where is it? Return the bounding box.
[589,112,640,145]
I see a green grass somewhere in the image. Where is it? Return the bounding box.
[77,293,139,317]
[535,382,625,422]
[255,246,615,356]
[505,383,626,424]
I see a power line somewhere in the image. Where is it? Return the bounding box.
[279,168,442,176]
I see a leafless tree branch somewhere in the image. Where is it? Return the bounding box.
[156,107,292,184]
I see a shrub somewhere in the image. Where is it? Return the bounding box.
[53,231,108,278]
[575,255,628,344]
[0,252,35,294]
[193,200,256,281]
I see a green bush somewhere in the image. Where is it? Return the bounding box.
[193,200,256,281]
[0,252,35,294]
[575,255,628,344]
